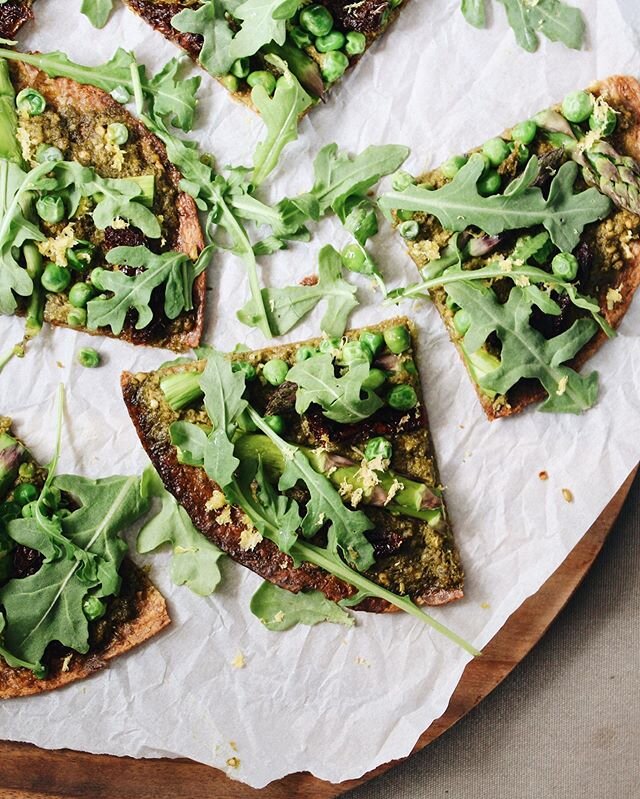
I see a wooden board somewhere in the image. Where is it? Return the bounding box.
[0,468,636,799]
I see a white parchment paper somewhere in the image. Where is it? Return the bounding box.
[0,0,639,788]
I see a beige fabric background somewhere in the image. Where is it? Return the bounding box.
[346,471,640,799]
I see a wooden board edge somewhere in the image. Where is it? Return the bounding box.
[0,468,636,799]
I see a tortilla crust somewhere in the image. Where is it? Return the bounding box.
[414,75,640,421]
[11,61,206,352]
[0,0,33,39]
[0,558,170,700]
[122,0,407,114]
[121,318,464,613]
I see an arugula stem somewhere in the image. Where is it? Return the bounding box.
[296,541,480,656]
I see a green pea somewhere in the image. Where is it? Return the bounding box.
[359,330,384,358]
[68,281,95,308]
[36,143,63,163]
[264,415,286,435]
[403,358,418,376]
[477,170,501,197]
[445,293,459,311]
[83,595,107,621]
[66,242,95,271]
[15,88,46,116]
[441,155,468,179]
[296,346,317,362]
[511,119,537,145]
[89,267,106,287]
[237,409,257,433]
[589,105,617,136]
[391,170,414,191]
[315,31,346,52]
[396,209,414,222]
[341,340,372,365]
[383,325,411,354]
[482,137,510,167]
[110,85,130,104]
[77,347,101,368]
[247,70,276,95]
[319,336,342,354]
[41,262,71,293]
[232,360,257,380]
[262,358,289,386]
[67,308,87,327]
[345,31,366,56]
[362,368,386,391]
[289,24,312,48]
[364,436,392,462]
[399,220,419,240]
[106,122,129,146]
[561,90,594,124]
[220,74,239,93]
[387,384,418,411]
[341,243,366,273]
[18,462,35,480]
[231,58,251,79]
[453,309,471,335]
[320,51,349,83]
[36,195,65,224]
[13,483,38,506]
[299,4,334,36]
[0,501,20,521]
[551,252,578,281]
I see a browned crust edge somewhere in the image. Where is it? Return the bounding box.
[121,318,463,614]
[420,75,640,421]
[0,562,170,699]
[12,60,206,353]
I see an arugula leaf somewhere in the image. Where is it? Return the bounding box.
[237,244,358,337]
[0,48,199,132]
[288,353,384,424]
[250,581,354,631]
[309,143,410,216]
[252,67,312,186]
[497,0,584,52]
[172,1,235,77]
[145,58,202,133]
[248,408,376,570]
[138,468,224,596]
[1,473,149,663]
[380,154,611,252]
[0,613,45,676]
[91,175,161,238]
[87,245,206,335]
[198,351,248,487]
[229,0,302,61]
[80,0,115,28]
[0,160,51,315]
[446,281,599,413]
[461,0,486,27]
[0,59,23,166]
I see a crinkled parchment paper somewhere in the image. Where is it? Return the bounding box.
[0,0,638,788]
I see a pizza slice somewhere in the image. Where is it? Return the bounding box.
[0,0,35,40]
[1,55,206,351]
[122,317,465,620]
[381,76,640,418]
[123,0,408,112]
[0,417,170,698]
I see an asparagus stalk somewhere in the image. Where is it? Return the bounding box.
[579,141,640,215]
[261,42,325,99]
[0,59,23,167]
[160,370,203,410]
[23,243,44,338]
[232,434,442,522]
[0,432,25,501]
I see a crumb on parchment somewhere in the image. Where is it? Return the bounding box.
[226,757,241,769]
[538,471,549,481]
[562,488,574,503]
[231,652,246,670]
